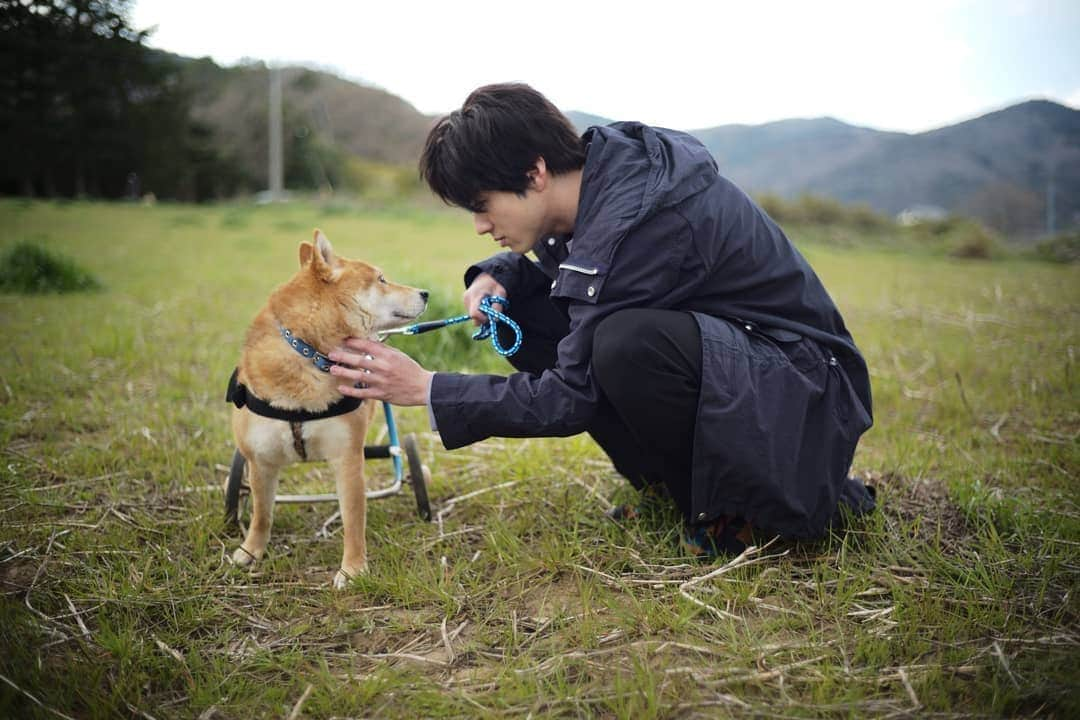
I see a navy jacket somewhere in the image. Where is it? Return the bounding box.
[430,123,874,538]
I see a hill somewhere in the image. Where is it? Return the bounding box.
[693,101,1080,236]
[176,56,434,191]
[571,104,1079,236]
[177,57,1078,234]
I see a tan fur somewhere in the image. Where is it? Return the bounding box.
[230,230,426,589]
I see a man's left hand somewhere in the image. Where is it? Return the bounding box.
[328,339,433,406]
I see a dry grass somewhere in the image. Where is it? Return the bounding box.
[0,198,1077,718]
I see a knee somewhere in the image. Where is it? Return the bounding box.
[594,309,701,392]
[593,309,652,389]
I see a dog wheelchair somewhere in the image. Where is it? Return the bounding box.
[224,401,432,529]
[222,294,526,531]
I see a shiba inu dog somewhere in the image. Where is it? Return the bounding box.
[228,230,427,588]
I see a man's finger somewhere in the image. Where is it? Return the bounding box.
[328,349,365,367]
[330,365,373,383]
[337,384,381,401]
[329,348,377,366]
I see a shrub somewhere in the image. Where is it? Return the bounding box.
[754,193,891,231]
[946,220,999,259]
[0,241,102,294]
[846,203,892,232]
[796,194,847,225]
[903,215,1000,259]
[914,216,963,237]
[756,193,792,224]
[1031,230,1080,264]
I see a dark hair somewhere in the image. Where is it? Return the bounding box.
[419,83,586,212]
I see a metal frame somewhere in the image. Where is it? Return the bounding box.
[225,402,431,524]
[273,401,404,503]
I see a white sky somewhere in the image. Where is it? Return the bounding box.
[131,0,1080,133]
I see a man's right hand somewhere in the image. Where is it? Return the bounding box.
[464,272,508,326]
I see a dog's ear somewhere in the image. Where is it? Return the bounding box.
[308,229,338,282]
[298,241,314,267]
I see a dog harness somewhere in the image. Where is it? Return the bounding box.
[225,327,362,461]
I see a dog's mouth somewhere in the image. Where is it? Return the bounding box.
[392,311,420,320]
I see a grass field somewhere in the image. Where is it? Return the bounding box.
[1,198,1077,718]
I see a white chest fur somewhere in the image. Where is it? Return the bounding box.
[240,412,355,465]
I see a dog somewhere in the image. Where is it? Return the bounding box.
[228,229,428,588]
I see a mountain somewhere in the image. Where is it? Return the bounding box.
[176,55,1077,234]
[693,101,1080,235]
[573,103,1079,235]
[692,117,905,198]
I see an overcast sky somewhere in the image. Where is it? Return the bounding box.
[131,0,1079,134]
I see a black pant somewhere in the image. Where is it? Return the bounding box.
[499,292,702,520]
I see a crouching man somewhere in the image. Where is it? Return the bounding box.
[328,83,876,557]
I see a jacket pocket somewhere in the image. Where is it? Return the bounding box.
[549,258,609,305]
[829,360,872,440]
[735,320,822,376]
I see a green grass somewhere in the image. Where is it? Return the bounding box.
[0,198,1077,718]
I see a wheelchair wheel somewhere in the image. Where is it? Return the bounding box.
[224,448,249,530]
[402,433,432,522]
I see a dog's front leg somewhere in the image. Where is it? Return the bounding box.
[232,458,281,567]
[330,454,368,589]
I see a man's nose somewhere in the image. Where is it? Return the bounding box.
[473,213,493,235]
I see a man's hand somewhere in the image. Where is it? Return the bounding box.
[464,272,507,326]
[328,339,434,406]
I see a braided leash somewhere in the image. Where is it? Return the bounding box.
[464,295,522,356]
[383,294,522,357]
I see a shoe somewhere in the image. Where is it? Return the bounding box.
[606,503,642,521]
[681,515,754,559]
[606,483,670,521]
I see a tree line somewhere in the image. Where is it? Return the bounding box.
[0,0,331,202]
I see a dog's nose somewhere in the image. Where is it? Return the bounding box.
[420,290,429,302]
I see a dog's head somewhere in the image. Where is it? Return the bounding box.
[282,229,428,337]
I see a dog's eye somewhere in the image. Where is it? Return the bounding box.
[378,275,388,284]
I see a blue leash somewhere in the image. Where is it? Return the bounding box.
[380,295,522,356]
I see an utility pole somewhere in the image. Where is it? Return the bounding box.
[268,66,284,201]
[1046,164,1056,236]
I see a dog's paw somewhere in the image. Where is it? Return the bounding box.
[230,545,259,567]
[333,564,367,590]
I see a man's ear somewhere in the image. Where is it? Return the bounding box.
[308,229,338,281]
[528,157,549,192]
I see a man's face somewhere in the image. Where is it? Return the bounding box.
[472,187,548,255]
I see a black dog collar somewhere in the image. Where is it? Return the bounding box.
[279,326,337,372]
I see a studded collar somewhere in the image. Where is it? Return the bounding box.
[279,326,337,372]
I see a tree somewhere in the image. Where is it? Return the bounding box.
[960,180,1043,238]
[0,0,235,200]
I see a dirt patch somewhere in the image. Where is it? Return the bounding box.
[870,471,973,546]
[0,557,37,593]
[519,572,582,620]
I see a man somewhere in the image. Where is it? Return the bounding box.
[328,83,875,557]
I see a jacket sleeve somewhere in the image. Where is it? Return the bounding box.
[431,212,692,450]
[464,252,553,299]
